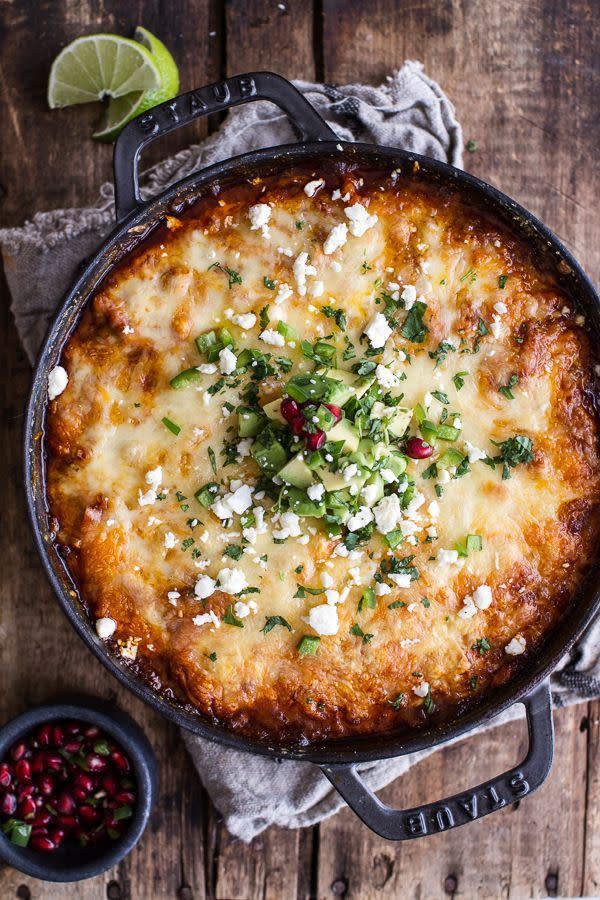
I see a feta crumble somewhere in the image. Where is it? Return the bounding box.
[219,346,237,374]
[304,603,339,635]
[259,328,285,347]
[48,365,68,400]
[304,178,325,197]
[194,574,216,599]
[231,312,257,330]
[364,312,392,349]
[95,617,116,639]
[344,202,378,237]
[323,222,348,255]
[505,635,526,655]
[217,567,249,595]
[346,506,374,532]
[248,202,271,238]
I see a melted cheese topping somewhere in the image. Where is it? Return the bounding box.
[46,165,600,743]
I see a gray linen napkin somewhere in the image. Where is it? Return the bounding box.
[2,62,599,842]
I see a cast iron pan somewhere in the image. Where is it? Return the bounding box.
[23,72,600,840]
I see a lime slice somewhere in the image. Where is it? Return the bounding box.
[48,34,161,108]
[92,28,180,142]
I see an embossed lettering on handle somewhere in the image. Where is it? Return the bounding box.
[113,71,337,222]
[320,680,553,841]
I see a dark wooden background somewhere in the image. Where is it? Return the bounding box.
[1,1,598,897]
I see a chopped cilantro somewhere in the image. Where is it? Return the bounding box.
[222,605,244,627]
[498,275,508,289]
[401,301,428,343]
[499,373,518,400]
[350,623,374,644]
[473,637,491,655]
[224,545,243,561]
[466,139,478,152]
[386,693,405,709]
[261,615,292,635]
[207,446,217,475]
[208,261,242,288]
[263,276,276,290]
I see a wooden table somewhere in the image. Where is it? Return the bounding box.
[1,1,598,897]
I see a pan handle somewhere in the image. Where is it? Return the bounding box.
[112,71,337,222]
[320,679,554,840]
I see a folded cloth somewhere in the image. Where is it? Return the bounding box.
[2,61,599,842]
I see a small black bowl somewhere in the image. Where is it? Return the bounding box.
[0,696,157,882]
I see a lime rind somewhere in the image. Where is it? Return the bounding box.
[47,34,161,108]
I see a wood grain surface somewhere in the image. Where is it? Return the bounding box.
[0,1,598,898]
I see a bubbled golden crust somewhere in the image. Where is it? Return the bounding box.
[45,163,600,745]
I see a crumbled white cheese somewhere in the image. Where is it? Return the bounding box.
[304,178,325,197]
[505,635,526,655]
[219,346,237,374]
[458,597,477,619]
[274,282,293,305]
[321,572,334,589]
[138,488,157,507]
[427,500,440,519]
[233,601,251,618]
[217,567,249,595]
[212,484,254,520]
[389,572,412,588]
[310,280,324,298]
[346,506,374,532]
[259,328,285,347]
[380,468,398,484]
[273,510,302,540]
[473,584,493,609]
[248,202,271,238]
[164,532,176,549]
[490,315,503,339]
[344,202,378,237]
[375,364,400,389]
[401,285,417,310]
[437,468,451,484]
[236,438,253,460]
[323,222,348,255]
[412,682,430,698]
[231,312,257,330]
[494,301,508,314]
[194,574,216,599]
[364,312,392,349]
[144,468,162,493]
[373,494,401,534]
[437,548,460,565]
[375,582,392,596]
[304,603,339,635]
[465,441,487,464]
[95,617,116,639]
[48,365,68,400]
[307,483,325,502]
[361,481,381,506]
[193,610,221,628]
[325,589,340,605]
[198,363,217,374]
[293,251,317,296]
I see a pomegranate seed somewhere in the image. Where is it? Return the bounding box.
[110,751,130,774]
[15,759,31,782]
[85,754,107,772]
[405,436,434,459]
[56,791,76,815]
[289,415,305,436]
[102,773,118,795]
[115,790,135,805]
[83,725,100,739]
[74,772,95,791]
[281,398,300,422]
[305,429,326,451]
[16,784,35,801]
[44,754,63,772]
[10,742,27,762]
[30,833,55,852]
[1,792,17,816]
[78,804,99,824]
[57,814,78,829]
[52,726,64,748]
[18,796,36,819]
[0,762,13,789]
[64,740,82,754]
[37,774,55,796]
[50,827,65,846]
[32,811,52,827]
[325,404,343,424]
[36,724,52,747]
[65,722,81,736]
[104,814,118,829]
[31,751,46,774]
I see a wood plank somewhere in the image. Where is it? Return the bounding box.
[0,1,219,897]
[209,3,318,897]
[583,699,600,896]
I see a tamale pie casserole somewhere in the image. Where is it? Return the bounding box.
[43,162,600,745]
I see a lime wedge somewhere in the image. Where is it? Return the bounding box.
[92,28,180,142]
[48,34,161,108]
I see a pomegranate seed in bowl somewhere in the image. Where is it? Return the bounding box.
[0,717,137,856]
[405,436,434,459]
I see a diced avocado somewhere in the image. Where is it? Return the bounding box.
[325,368,375,404]
[388,406,413,439]
[277,320,298,341]
[314,404,338,432]
[237,406,266,437]
[437,424,461,441]
[251,430,288,473]
[437,448,465,468]
[363,473,384,504]
[419,419,438,443]
[328,419,360,452]
[356,438,377,467]
[317,465,367,494]
[297,635,320,656]
[285,373,329,404]
[262,398,286,424]
[376,451,407,478]
[279,453,315,490]
[413,403,426,426]
[286,487,325,517]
